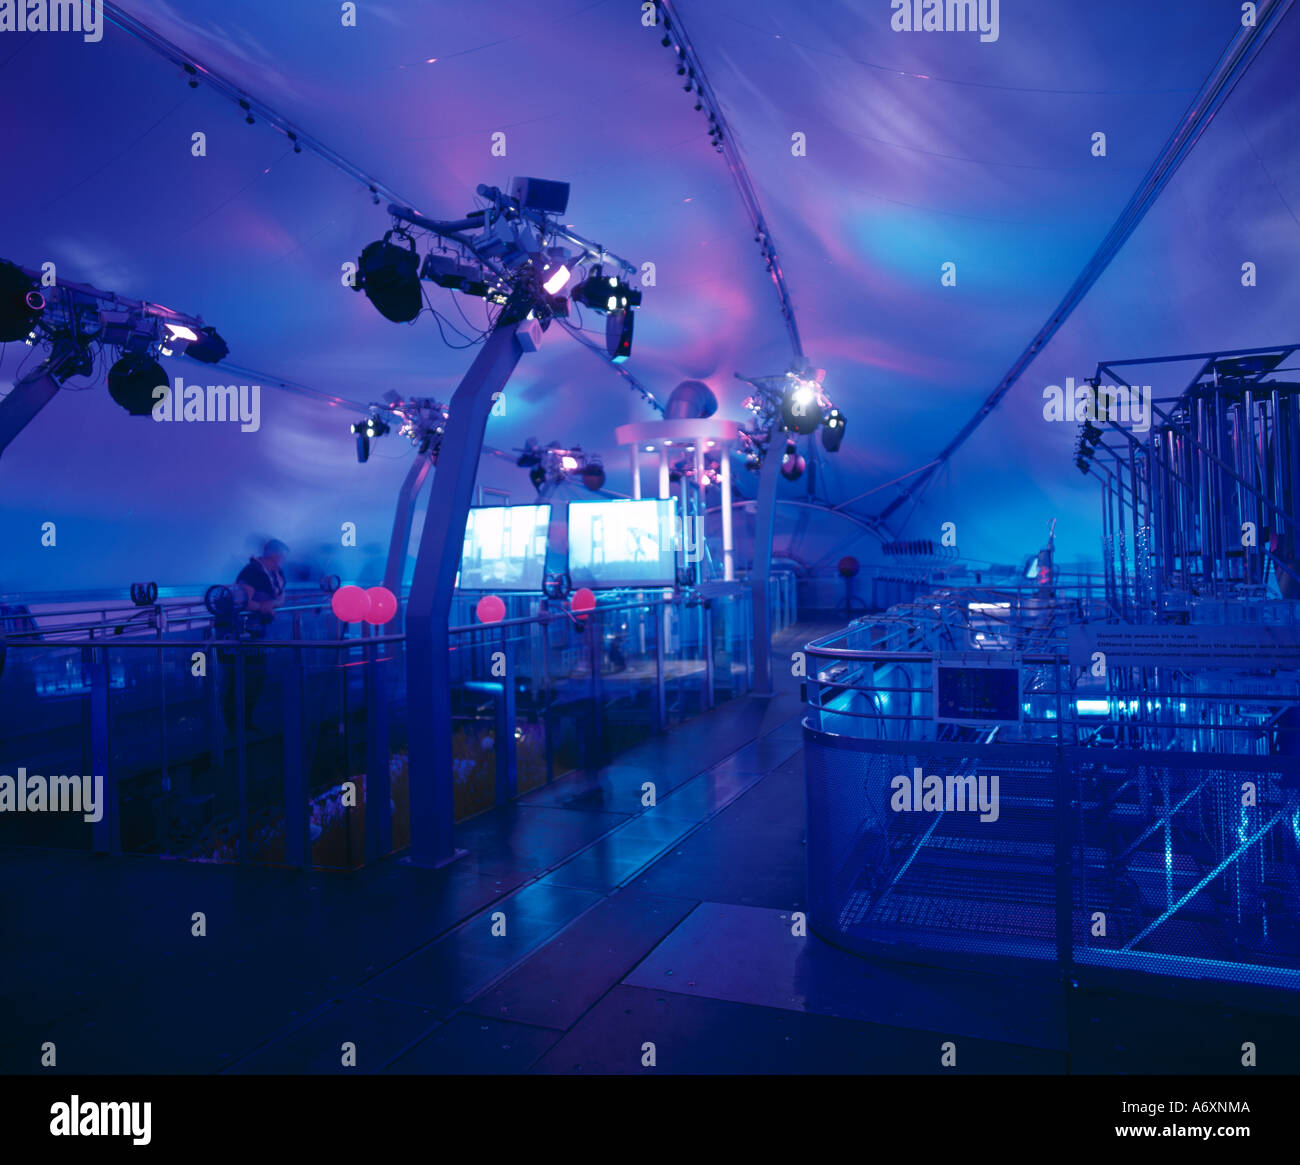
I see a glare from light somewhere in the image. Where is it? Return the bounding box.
[542,264,570,295]
[561,455,579,471]
[164,323,200,343]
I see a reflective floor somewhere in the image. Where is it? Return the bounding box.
[3,622,1300,1075]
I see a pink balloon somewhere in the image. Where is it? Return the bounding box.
[571,587,596,615]
[476,594,507,624]
[364,586,398,625]
[331,584,372,623]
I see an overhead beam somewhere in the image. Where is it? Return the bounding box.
[876,0,1297,526]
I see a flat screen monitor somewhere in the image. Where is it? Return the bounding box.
[457,504,551,591]
[933,663,1021,725]
[568,498,678,589]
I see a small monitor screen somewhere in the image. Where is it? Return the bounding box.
[934,665,1021,724]
[457,505,551,591]
[568,498,678,589]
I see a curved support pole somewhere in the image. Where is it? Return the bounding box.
[405,316,527,867]
[383,453,435,600]
[0,364,63,459]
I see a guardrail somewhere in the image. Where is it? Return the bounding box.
[0,587,754,870]
[800,602,1300,991]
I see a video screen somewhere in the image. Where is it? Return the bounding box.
[568,498,678,589]
[457,504,551,591]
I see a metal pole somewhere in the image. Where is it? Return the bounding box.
[383,453,435,600]
[720,447,734,581]
[406,311,528,868]
[752,435,782,696]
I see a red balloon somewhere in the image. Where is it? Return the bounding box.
[476,594,507,624]
[571,587,596,615]
[331,584,372,623]
[365,586,398,625]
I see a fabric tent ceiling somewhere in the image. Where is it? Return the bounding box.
[2,1,1298,592]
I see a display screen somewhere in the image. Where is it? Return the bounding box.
[457,504,551,591]
[934,664,1021,724]
[568,498,678,589]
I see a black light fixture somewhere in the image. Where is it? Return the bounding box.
[355,232,422,323]
[572,266,641,315]
[351,413,390,463]
[0,260,44,342]
[780,440,805,481]
[529,465,547,491]
[183,326,228,364]
[107,353,168,416]
[780,380,821,434]
[821,408,846,452]
[607,309,634,363]
[581,458,606,492]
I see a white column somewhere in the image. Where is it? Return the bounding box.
[630,443,641,500]
[658,448,670,500]
[720,444,734,581]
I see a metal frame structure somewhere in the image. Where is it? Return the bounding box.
[1084,343,1300,618]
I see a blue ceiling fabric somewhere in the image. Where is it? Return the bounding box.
[2,1,1299,591]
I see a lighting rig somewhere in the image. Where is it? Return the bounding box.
[734,365,846,481]
[515,438,606,496]
[0,258,227,456]
[351,393,449,464]
[353,178,643,365]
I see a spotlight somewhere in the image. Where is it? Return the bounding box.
[529,465,547,491]
[539,257,571,296]
[356,233,422,323]
[572,266,642,315]
[581,459,606,492]
[183,325,228,364]
[781,380,820,434]
[561,455,579,471]
[821,408,846,452]
[780,440,805,482]
[0,260,44,342]
[107,353,168,416]
[607,309,634,363]
[516,437,542,468]
[351,413,390,462]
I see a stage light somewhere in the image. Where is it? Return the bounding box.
[561,455,579,471]
[529,465,547,490]
[540,259,571,296]
[822,408,846,452]
[780,440,805,481]
[607,309,634,362]
[183,326,229,364]
[572,266,641,316]
[581,460,606,491]
[352,414,390,463]
[356,233,422,323]
[164,322,199,344]
[107,353,168,416]
[781,379,821,434]
[0,260,44,342]
[516,438,541,467]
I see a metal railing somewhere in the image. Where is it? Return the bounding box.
[801,590,1300,991]
[0,586,754,869]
